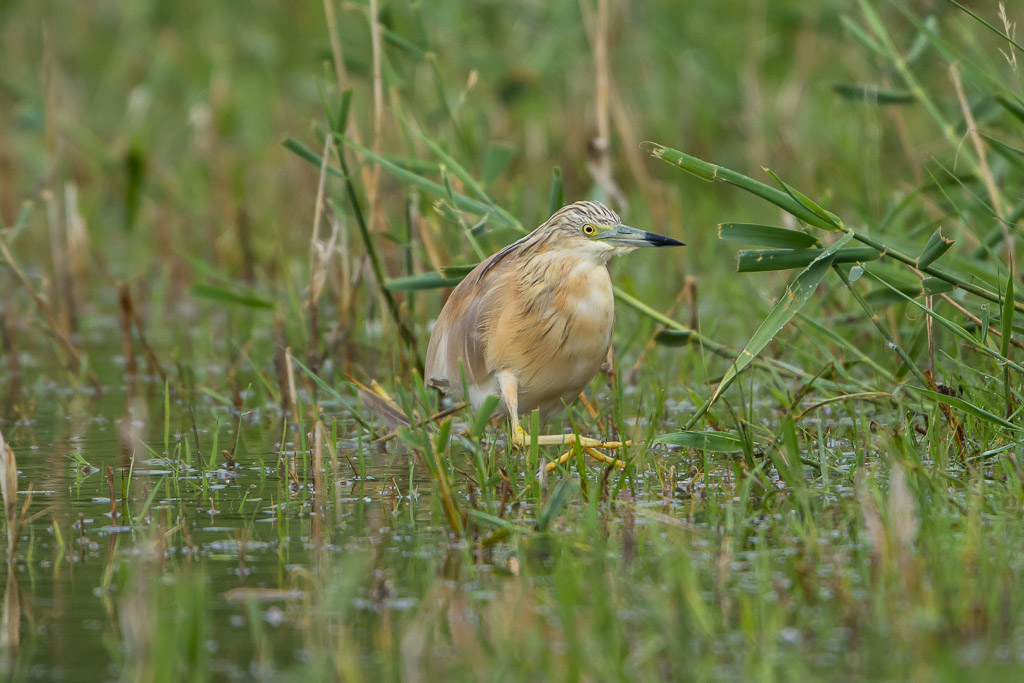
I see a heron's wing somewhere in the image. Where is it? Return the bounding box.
[424,253,510,397]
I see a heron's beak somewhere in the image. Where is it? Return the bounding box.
[599,224,685,248]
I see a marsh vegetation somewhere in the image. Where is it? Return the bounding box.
[1,0,1024,680]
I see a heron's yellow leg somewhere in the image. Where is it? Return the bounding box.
[499,372,629,452]
[510,418,630,450]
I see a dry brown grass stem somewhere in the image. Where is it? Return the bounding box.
[118,283,139,376]
[373,403,467,445]
[321,0,360,143]
[311,421,326,534]
[0,429,17,559]
[0,430,34,563]
[285,346,301,430]
[579,0,627,210]
[368,0,385,234]
[118,282,168,383]
[938,291,1024,350]
[0,233,99,391]
[950,63,1014,272]
[274,317,291,414]
[43,190,76,334]
[308,135,335,370]
[0,311,20,376]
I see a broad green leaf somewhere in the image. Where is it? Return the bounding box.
[648,141,1023,315]
[651,430,746,451]
[738,247,878,272]
[923,278,956,296]
[718,223,818,248]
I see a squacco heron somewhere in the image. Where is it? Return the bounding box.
[425,200,683,469]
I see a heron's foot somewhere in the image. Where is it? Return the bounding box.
[510,422,629,451]
[545,446,626,472]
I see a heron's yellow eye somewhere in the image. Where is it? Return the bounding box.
[583,224,596,235]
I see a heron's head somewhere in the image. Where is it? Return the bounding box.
[539,200,684,263]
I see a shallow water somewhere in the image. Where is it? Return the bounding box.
[0,316,465,680]
[2,311,975,681]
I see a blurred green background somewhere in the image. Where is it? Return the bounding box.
[2,1,1024,680]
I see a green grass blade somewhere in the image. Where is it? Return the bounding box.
[548,167,564,216]
[912,386,1022,432]
[290,135,521,231]
[866,270,1024,374]
[283,137,346,182]
[981,133,1024,172]
[718,223,819,248]
[287,355,371,431]
[941,0,1024,55]
[839,15,888,57]
[481,142,515,184]
[1001,266,1015,359]
[651,430,746,452]
[763,168,844,230]
[346,136,522,229]
[647,143,839,232]
[537,476,575,532]
[407,124,520,228]
[470,394,500,438]
[385,272,468,291]
[686,232,854,427]
[190,283,275,311]
[922,278,956,296]
[996,95,1024,126]
[829,82,915,104]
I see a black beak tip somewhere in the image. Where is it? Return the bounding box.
[645,232,685,247]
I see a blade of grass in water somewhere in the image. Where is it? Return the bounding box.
[651,430,746,452]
